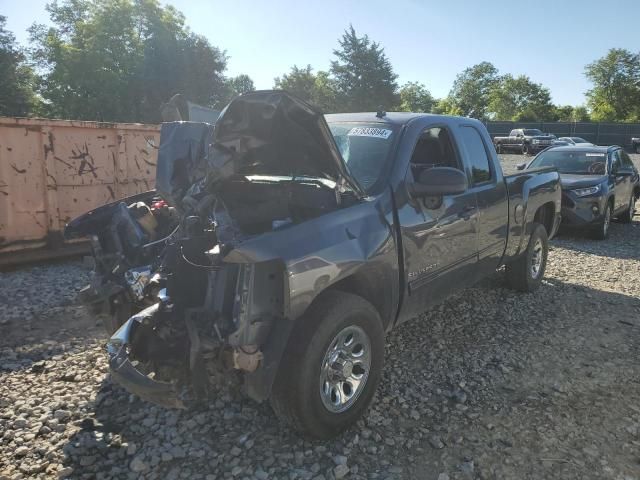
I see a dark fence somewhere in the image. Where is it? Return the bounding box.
[484,121,640,148]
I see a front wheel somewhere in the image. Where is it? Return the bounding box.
[270,291,384,439]
[619,194,635,224]
[591,202,612,240]
[522,143,530,155]
[505,223,548,292]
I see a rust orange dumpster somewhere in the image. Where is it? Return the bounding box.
[0,117,160,265]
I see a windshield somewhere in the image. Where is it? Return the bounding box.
[523,129,544,136]
[328,122,397,191]
[529,150,607,174]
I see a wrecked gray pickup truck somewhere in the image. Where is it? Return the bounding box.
[66,91,561,438]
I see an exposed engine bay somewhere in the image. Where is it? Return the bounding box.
[64,91,362,407]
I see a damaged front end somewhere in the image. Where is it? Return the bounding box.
[100,91,366,406]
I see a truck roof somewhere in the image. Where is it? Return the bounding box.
[324,112,464,126]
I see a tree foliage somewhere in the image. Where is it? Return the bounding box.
[584,48,640,122]
[274,65,338,112]
[29,0,231,122]
[553,104,591,122]
[226,74,255,97]
[0,15,39,116]
[488,74,555,121]
[398,82,434,113]
[330,25,398,112]
[5,7,638,124]
[448,61,500,119]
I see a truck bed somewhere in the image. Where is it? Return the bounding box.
[502,166,561,262]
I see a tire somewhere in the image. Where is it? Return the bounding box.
[505,223,548,292]
[635,143,640,154]
[522,143,530,155]
[495,143,502,154]
[619,194,635,224]
[270,291,384,439]
[591,201,612,240]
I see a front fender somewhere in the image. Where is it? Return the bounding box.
[226,191,399,401]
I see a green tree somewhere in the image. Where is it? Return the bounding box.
[215,73,255,107]
[29,0,228,122]
[572,106,591,122]
[330,25,398,112]
[398,82,434,112]
[0,15,39,116]
[488,74,555,121]
[432,97,463,116]
[584,48,640,121]
[448,61,500,119]
[554,105,575,122]
[227,74,255,96]
[274,65,318,101]
[274,65,337,112]
[553,104,591,122]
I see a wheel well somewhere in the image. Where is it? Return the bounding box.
[533,202,555,236]
[326,271,394,331]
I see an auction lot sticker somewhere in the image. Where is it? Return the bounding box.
[348,127,392,139]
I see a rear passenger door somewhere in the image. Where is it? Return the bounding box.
[457,124,509,279]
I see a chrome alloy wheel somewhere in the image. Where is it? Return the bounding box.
[530,238,544,279]
[319,325,371,413]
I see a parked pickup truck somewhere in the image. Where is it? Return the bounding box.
[493,128,556,155]
[65,91,561,438]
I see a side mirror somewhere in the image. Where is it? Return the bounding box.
[516,162,527,170]
[410,167,468,197]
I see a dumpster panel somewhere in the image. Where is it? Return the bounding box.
[0,117,160,260]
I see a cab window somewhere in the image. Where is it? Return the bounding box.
[409,127,461,180]
[610,150,622,173]
[458,126,492,184]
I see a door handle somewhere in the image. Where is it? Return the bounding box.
[459,206,476,220]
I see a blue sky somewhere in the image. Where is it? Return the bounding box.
[2,0,639,106]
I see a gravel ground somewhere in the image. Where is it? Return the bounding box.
[1,154,639,480]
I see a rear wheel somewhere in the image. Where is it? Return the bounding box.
[495,143,502,154]
[270,291,384,439]
[635,143,640,154]
[620,194,635,224]
[505,223,548,292]
[591,202,612,240]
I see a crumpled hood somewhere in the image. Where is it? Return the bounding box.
[560,174,607,189]
[213,90,362,194]
[156,91,363,207]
